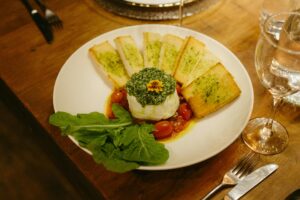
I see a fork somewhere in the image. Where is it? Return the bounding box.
[34,0,63,29]
[202,152,258,200]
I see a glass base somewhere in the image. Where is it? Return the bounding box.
[242,118,288,155]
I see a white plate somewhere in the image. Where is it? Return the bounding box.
[53,24,254,170]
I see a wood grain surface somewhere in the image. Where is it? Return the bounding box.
[1,0,300,199]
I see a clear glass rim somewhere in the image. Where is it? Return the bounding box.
[262,11,300,55]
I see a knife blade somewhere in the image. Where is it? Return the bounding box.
[224,164,279,200]
[20,0,53,43]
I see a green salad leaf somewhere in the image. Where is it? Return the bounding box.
[49,104,169,173]
[49,104,132,135]
[88,140,139,173]
[119,124,169,165]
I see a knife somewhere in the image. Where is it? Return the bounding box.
[20,0,53,43]
[224,164,279,200]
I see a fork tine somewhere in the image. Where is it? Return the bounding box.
[238,156,258,177]
[232,152,258,177]
[49,17,63,29]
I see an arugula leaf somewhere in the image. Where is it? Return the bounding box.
[49,104,169,173]
[111,103,132,123]
[88,141,139,173]
[120,124,169,165]
[72,131,107,148]
[49,104,132,135]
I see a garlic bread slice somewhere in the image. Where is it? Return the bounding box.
[143,32,162,68]
[182,47,219,88]
[158,34,184,75]
[89,41,129,88]
[181,63,241,118]
[174,36,205,84]
[114,35,144,76]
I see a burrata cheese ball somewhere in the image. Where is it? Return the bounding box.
[126,68,179,121]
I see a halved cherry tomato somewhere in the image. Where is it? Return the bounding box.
[176,83,181,95]
[111,90,125,103]
[178,103,192,120]
[153,121,173,140]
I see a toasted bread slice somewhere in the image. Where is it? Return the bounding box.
[114,35,144,76]
[181,63,241,118]
[182,47,219,88]
[143,32,162,68]
[158,34,184,75]
[174,36,205,84]
[89,41,129,88]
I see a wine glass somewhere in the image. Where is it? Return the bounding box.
[259,0,291,27]
[178,0,184,26]
[242,12,300,155]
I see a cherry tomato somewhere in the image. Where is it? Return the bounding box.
[176,83,181,95]
[178,103,192,120]
[111,90,124,103]
[153,121,173,140]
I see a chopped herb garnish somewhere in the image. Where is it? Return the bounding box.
[126,68,176,106]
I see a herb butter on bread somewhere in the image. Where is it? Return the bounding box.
[181,63,241,118]
[158,34,184,75]
[143,32,162,68]
[174,36,205,85]
[114,35,144,76]
[182,47,219,88]
[89,41,129,88]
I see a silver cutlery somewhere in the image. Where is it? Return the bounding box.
[202,153,258,200]
[224,163,278,200]
[34,0,63,29]
[20,0,53,43]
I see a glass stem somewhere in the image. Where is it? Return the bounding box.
[179,0,184,26]
[265,96,283,130]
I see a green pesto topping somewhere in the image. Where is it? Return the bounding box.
[192,74,227,104]
[97,52,126,76]
[181,46,203,73]
[161,43,178,71]
[146,40,162,67]
[126,68,176,106]
[123,43,143,68]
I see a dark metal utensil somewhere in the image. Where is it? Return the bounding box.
[20,0,53,43]
[34,0,63,29]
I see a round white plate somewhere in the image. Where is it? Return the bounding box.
[53,24,254,170]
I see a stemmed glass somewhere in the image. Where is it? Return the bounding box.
[178,0,184,26]
[242,12,300,155]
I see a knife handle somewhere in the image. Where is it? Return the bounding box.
[20,0,34,12]
[20,0,53,43]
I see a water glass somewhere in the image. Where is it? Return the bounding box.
[260,0,298,27]
[242,12,300,155]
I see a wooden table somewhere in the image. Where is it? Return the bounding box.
[1,0,300,199]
